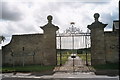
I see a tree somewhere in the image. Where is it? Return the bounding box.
[1,36,5,42]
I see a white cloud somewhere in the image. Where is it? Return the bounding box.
[1,0,111,2]
[0,2,23,21]
[0,0,119,48]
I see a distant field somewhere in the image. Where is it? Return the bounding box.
[77,53,91,63]
[57,52,70,65]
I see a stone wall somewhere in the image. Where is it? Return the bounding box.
[2,34,44,66]
[2,32,58,66]
[104,31,119,63]
[2,15,59,66]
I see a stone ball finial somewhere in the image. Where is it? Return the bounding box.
[47,15,53,23]
[94,13,100,22]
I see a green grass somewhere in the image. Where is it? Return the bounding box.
[93,63,119,70]
[0,67,1,70]
[77,53,119,70]
[57,52,70,65]
[77,53,91,62]
[57,52,91,65]
[2,65,55,72]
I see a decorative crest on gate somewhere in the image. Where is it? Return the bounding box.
[57,22,90,36]
[64,22,83,35]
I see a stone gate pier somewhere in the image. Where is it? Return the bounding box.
[87,13,108,65]
[40,15,59,65]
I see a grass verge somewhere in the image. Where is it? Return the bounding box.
[2,65,55,73]
[93,63,119,70]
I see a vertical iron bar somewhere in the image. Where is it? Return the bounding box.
[72,35,74,66]
[22,47,25,67]
[60,36,62,66]
[71,24,75,72]
[85,34,88,66]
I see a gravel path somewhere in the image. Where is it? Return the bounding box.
[63,56,84,67]
[54,55,95,72]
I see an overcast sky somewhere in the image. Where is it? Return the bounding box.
[0,0,119,48]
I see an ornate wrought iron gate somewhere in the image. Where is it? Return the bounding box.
[56,23,91,66]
